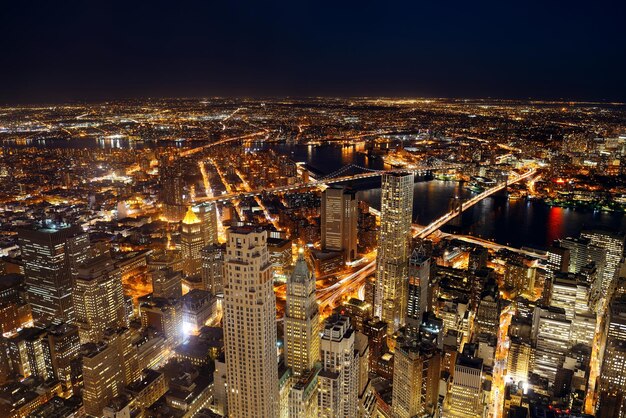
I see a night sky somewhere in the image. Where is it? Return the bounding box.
[1,1,625,103]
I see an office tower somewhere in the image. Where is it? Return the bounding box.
[560,237,607,280]
[572,311,597,346]
[7,327,54,381]
[81,342,124,417]
[392,339,440,418]
[321,186,358,262]
[318,315,358,418]
[607,297,626,345]
[581,229,625,296]
[406,249,430,333]
[288,367,320,418]
[363,318,387,372]
[532,306,571,383]
[151,267,182,299]
[73,255,127,343]
[18,224,90,325]
[474,280,500,337]
[139,296,182,345]
[446,347,484,418]
[47,323,80,393]
[196,203,219,246]
[547,241,571,274]
[338,298,372,333]
[181,207,204,277]
[159,154,186,222]
[285,250,320,376]
[103,327,140,386]
[550,273,591,320]
[223,227,278,418]
[503,260,534,295]
[375,172,414,333]
[507,336,532,385]
[200,243,225,295]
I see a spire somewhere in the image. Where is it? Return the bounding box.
[291,248,311,284]
[182,206,200,224]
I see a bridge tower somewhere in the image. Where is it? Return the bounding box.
[448,196,463,227]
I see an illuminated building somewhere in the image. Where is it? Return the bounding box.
[318,315,358,418]
[560,237,607,285]
[363,318,387,373]
[47,322,80,393]
[503,260,534,295]
[532,306,571,383]
[18,224,90,325]
[195,203,219,246]
[73,255,127,343]
[268,236,293,281]
[81,342,124,417]
[7,327,54,381]
[321,186,358,261]
[288,366,320,418]
[0,380,63,418]
[0,274,33,336]
[200,243,225,295]
[180,289,215,335]
[391,339,440,418]
[125,369,168,412]
[181,207,204,277]
[581,228,625,296]
[139,296,182,346]
[375,172,414,333]
[446,346,484,418]
[507,336,532,385]
[474,280,500,338]
[223,227,279,418]
[406,250,430,334]
[284,250,320,376]
[151,267,182,300]
[546,241,570,274]
[103,327,140,386]
[338,298,372,333]
[159,154,186,222]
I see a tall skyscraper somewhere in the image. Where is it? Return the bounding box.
[532,306,571,383]
[560,237,607,283]
[318,315,358,418]
[73,255,127,343]
[374,172,414,333]
[581,228,625,297]
[159,154,186,222]
[196,203,219,246]
[321,186,358,261]
[200,243,225,295]
[180,207,204,277]
[81,342,124,417]
[406,249,430,333]
[18,224,90,325]
[47,322,80,393]
[284,249,320,376]
[446,346,484,418]
[223,227,279,418]
[392,339,440,418]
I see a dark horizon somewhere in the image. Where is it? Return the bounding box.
[2,1,625,104]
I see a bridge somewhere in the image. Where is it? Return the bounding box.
[413,168,537,239]
[194,161,462,204]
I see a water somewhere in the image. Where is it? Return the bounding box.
[274,143,626,249]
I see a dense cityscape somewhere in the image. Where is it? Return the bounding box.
[0,98,624,418]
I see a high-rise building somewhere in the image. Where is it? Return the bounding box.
[532,306,571,383]
[318,315,358,418]
[7,327,54,381]
[151,267,182,300]
[18,224,90,325]
[47,323,80,393]
[392,339,440,418]
[321,186,358,261]
[560,237,607,283]
[507,335,532,385]
[159,154,186,222]
[547,241,571,274]
[73,255,127,343]
[195,203,219,246]
[406,250,430,333]
[284,250,320,376]
[446,346,484,418]
[375,172,414,333]
[288,366,320,418]
[474,280,500,338]
[581,229,625,296]
[223,227,279,418]
[181,207,204,277]
[81,342,124,417]
[200,243,225,295]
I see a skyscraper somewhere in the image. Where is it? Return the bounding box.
[18,224,90,325]
[73,255,127,343]
[406,249,430,333]
[581,228,625,297]
[318,315,358,418]
[223,227,278,418]
[392,339,440,418]
[196,203,219,246]
[532,306,571,383]
[81,342,124,416]
[446,346,484,418]
[375,172,414,333]
[200,243,225,295]
[284,249,320,376]
[159,154,186,222]
[180,207,204,277]
[321,186,358,261]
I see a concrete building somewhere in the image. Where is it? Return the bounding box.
[321,186,358,262]
[180,207,204,277]
[406,250,430,333]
